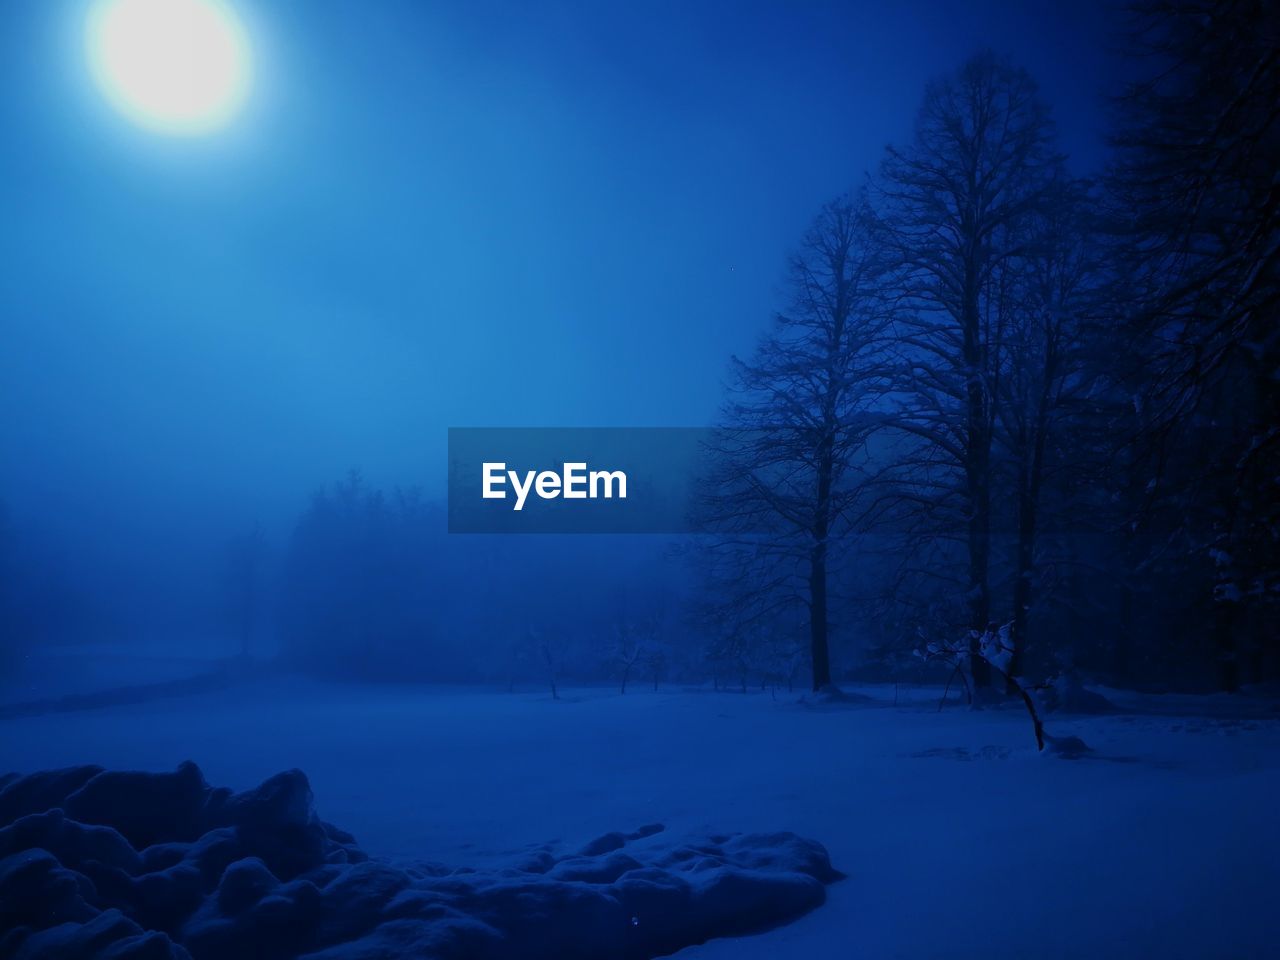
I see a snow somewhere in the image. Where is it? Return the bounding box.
[0,762,836,959]
[1,678,1277,958]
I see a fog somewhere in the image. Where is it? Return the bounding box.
[3,5,1278,955]
[0,1,1120,653]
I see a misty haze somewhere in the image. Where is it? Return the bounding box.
[1,2,1277,959]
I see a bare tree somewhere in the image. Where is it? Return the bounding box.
[878,52,1062,689]
[698,195,893,691]
[527,625,560,700]
[612,620,648,694]
[994,182,1106,684]
[225,522,268,660]
[918,623,1048,750]
[647,647,667,692]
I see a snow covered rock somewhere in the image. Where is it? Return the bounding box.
[0,763,840,959]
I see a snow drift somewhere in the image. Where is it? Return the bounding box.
[0,762,840,959]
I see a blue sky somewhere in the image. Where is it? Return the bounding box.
[0,0,1120,552]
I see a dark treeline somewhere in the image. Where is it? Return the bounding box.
[0,502,99,654]
[274,472,691,690]
[698,1,1278,695]
[1,2,1274,700]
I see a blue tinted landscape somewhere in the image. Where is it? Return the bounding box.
[2,2,1277,958]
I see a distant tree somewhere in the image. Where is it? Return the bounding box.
[611,619,651,694]
[279,472,444,680]
[703,623,756,694]
[0,501,93,657]
[646,647,668,692]
[753,619,807,696]
[527,624,560,700]
[224,522,268,660]
[698,195,893,691]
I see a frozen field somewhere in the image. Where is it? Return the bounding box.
[2,677,1277,959]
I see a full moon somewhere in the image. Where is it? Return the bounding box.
[86,0,252,135]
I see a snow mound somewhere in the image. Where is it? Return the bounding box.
[0,762,840,959]
[1041,734,1093,759]
[1036,673,1117,716]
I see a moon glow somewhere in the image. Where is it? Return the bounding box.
[86,0,252,135]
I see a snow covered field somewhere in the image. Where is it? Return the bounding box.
[3,678,1277,959]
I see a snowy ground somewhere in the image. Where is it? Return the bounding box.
[2,674,1277,959]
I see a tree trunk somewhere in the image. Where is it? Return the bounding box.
[1214,597,1238,693]
[1010,418,1045,691]
[963,269,992,690]
[1010,558,1031,688]
[809,549,832,691]
[965,452,992,690]
[1115,583,1133,686]
[1009,474,1033,689]
[809,434,834,692]
[541,641,559,700]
